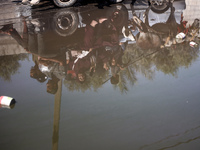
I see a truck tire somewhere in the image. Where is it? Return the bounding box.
[52,8,79,36]
[53,0,77,7]
[149,0,170,13]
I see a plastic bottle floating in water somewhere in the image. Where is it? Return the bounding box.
[176,32,186,43]
[189,41,198,48]
[0,96,16,109]
[176,32,186,39]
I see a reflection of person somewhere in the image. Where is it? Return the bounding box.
[4,18,67,60]
[110,73,119,85]
[95,45,125,85]
[0,24,46,81]
[66,50,96,83]
[66,20,101,83]
[0,23,66,94]
[66,16,120,83]
[0,24,27,49]
[109,47,124,85]
[80,17,119,51]
[38,57,66,94]
[30,57,47,83]
[46,75,59,94]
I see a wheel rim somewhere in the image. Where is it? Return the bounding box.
[150,0,168,10]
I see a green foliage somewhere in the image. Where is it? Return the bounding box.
[0,54,28,81]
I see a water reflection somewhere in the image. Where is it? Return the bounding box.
[0,3,200,94]
[139,124,200,150]
[0,54,28,81]
[1,2,200,150]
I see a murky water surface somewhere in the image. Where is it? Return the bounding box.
[1,1,200,150]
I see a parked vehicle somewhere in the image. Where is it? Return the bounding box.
[127,0,185,23]
[53,0,77,7]
[32,0,124,8]
[131,0,185,13]
[19,3,128,56]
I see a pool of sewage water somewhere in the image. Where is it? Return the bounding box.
[1,1,200,150]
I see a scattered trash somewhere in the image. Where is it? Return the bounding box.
[176,32,186,43]
[189,41,198,48]
[0,96,16,109]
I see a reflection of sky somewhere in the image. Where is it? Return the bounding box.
[1,52,200,150]
[59,56,200,150]
[148,9,182,26]
[1,38,200,150]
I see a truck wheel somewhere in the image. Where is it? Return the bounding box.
[52,9,79,36]
[149,0,170,13]
[53,0,77,7]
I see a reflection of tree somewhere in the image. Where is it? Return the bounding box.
[116,72,130,94]
[154,49,178,77]
[112,45,138,94]
[64,40,199,93]
[63,42,199,93]
[154,45,199,76]
[0,54,28,81]
[120,42,199,92]
[125,44,156,80]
